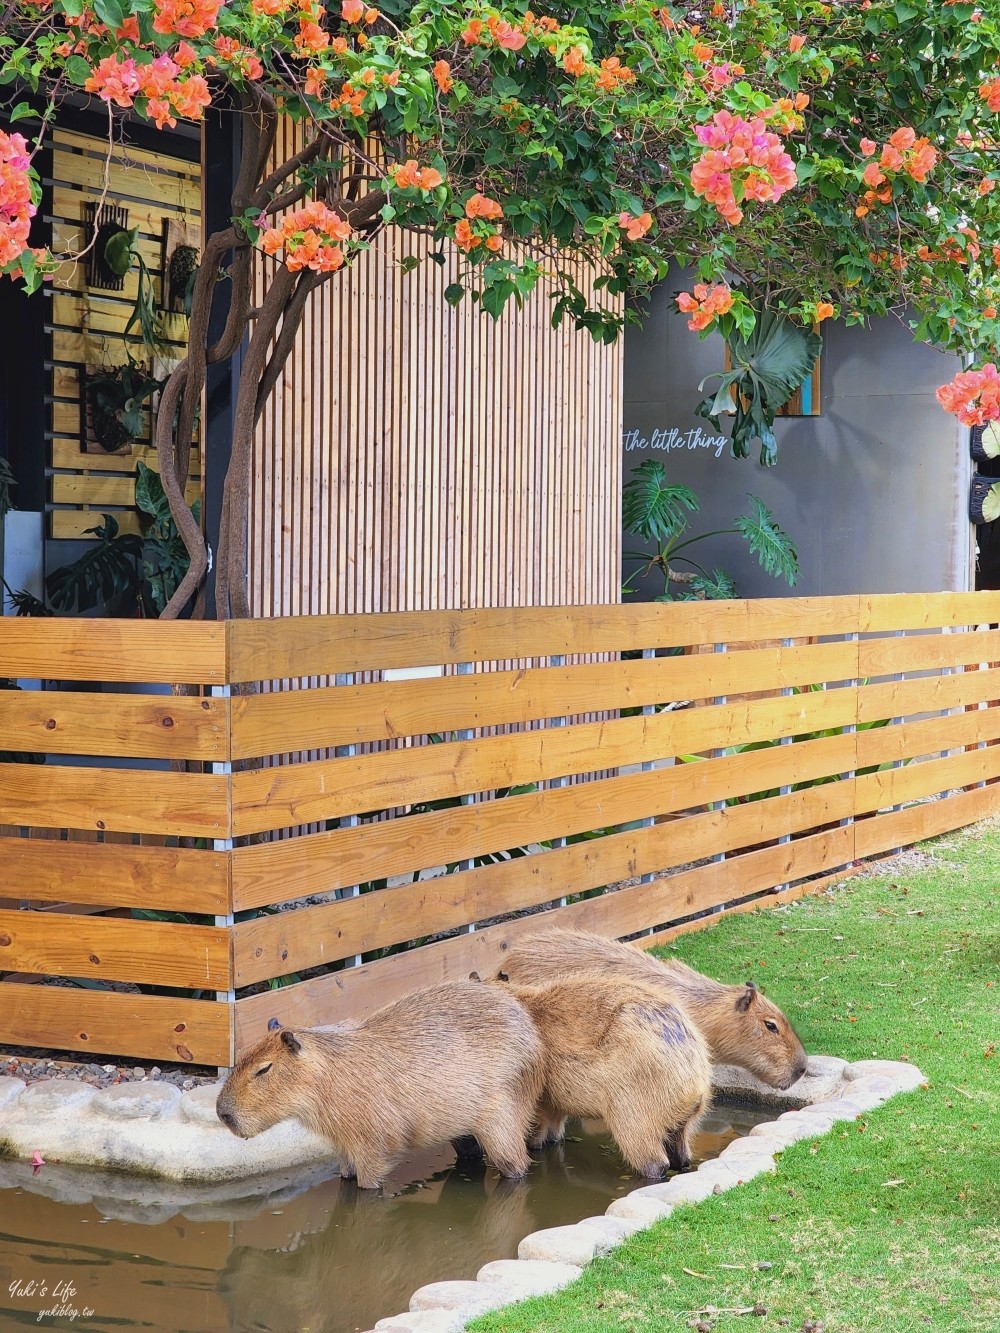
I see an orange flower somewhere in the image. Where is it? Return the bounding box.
[364,6,378,21]
[465,192,503,219]
[462,17,483,44]
[391,159,443,190]
[432,59,453,93]
[618,210,652,241]
[304,66,325,96]
[563,45,587,76]
[454,218,481,251]
[692,42,713,61]
[788,34,806,52]
[484,233,503,252]
[814,301,834,322]
[341,0,363,19]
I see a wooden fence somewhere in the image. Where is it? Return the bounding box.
[2,591,999,1068]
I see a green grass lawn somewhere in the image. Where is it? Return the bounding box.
[471,819,1000,1333]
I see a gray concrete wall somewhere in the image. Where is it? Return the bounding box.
[623,273,972,600]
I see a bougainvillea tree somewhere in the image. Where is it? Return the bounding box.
[2,0,1000,616]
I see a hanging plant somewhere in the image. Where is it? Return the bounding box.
[84,361,164,454]
[695,307,822,466]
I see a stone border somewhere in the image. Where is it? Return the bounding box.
[0,1055,925,1332]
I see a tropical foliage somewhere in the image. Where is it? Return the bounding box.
[622,458,798,601]
[2,0,1000,612]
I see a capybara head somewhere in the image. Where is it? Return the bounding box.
[729,980,807,1090]
[217,1028,306,1139]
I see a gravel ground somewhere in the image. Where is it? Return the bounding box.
[0,1053,219,1091]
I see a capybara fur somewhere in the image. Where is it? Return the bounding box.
[504,974,712,1178]
[216,981,544,1190]
[495,928,808,1091]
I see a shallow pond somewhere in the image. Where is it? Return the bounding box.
[0,1103,774,1333]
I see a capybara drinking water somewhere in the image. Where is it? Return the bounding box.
[216,980,544,1190]
[495,927,807,1090]
[504,974,712,1177]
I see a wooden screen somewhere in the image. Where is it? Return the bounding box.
[2,592,999,1066]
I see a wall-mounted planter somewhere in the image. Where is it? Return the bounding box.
[971,422,1000,463]
[969,472,1000,524]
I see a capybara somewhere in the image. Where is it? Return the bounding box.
[494,927,808,1090]
[216,980,544,1190]
[504,974,713,1177]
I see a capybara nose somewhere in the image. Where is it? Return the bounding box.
[217,1108,236,1131]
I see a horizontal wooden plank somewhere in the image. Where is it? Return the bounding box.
[0,689,226,760]
[231,729,857,910]
[51,189,188,249]
[234,822,855,1043]
[854,783,998,860]
[0,910,231,988]
[0,836,229,911]
[858,627,1000,677]
[229,639,858,759]
[51,144,199,205]
[861,591,1000,632]
[232,778,857,984]
[855,743,1000,813]
[0,979,230,1065]
[0,762,227,838]
[230,684,861,835]
[855,700,1000,768]
[51,473,201,508]
[227,598,870,680]
[50,507,143,539]
[0,619,226,684]
[50,436,201,474]
[858,665,1000,722]
[55,126,203,176]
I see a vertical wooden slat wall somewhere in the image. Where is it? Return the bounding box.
[248,121,622,616]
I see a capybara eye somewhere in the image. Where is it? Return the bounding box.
[764,1020,779,1035]
[253,1062,273,1078]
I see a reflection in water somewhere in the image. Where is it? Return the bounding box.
[0,1104,773,1333]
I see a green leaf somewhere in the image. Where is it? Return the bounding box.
[982,482,1000,525]
[92,0,127,29]
[981,423,1000,460]
[444,282,464,306]
[64,54,93,86]
[103,226,138,278]
[689,568,738,600]
[44,515,142,613]
[735,495,799,585]
[9,101,33,122]
[622,459,699,544]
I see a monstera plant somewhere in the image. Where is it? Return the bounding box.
[622,458,798,601]
[695,308,822,467]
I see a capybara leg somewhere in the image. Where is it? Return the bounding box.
[339,1158,357,1181]
[528,1097,567,1149]
[476,1102,533,1179]
[664,1127,692,1173]
[604,1106,670,1179]
[350,1151,388,1191]
[665,1098,706,1173]
[451,1135,485,1161]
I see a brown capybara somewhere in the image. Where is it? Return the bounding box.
[216,981,544,1190]
[494,927,808,1090]
[503,974,713,1178]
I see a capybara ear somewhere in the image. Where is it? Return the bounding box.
[267,1017,282,1032]
[280,1029,302,1054]
[468,971,482,983]
[735,981,758,1013]
[496,970,509,983]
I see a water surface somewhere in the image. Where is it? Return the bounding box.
[0,1103,773,1332]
